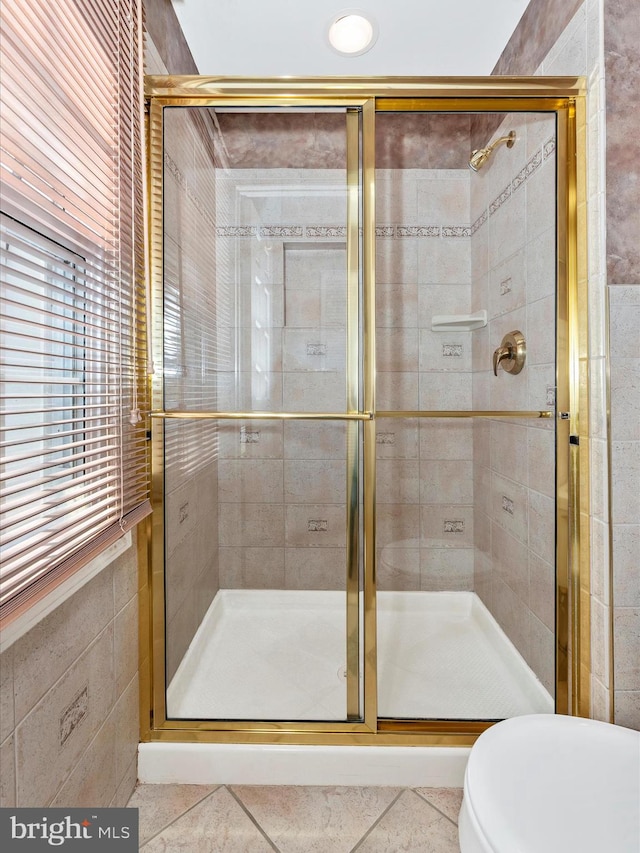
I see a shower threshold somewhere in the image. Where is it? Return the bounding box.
[166,590,553,721]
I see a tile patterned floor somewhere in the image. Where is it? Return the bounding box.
[128,784,463,852]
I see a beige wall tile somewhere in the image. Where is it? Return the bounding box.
[377,371,420,410]
[421,505,474,549]
[285,504,346,549]
[418,237,471,285]
[376,504,421,550]
[529,552,555,631]
[528,614,555,695]
[419,419,473,461]
[491,420,529,485]
[219,547,285,589]
[376,281,419,327]
[114,596,138,699]
[376,421,420,459]
[0,647,14,743]
[284,548,346,590]
[0,736,16,807]
[51,715,117,808]
[420,460,473,504]
[377,460,421,505]
[611,441,640,525]
[377,548,420,591]
[377,327,420,373]
[490,471,529,545]
[612,525,640,607]
[614,608,640,691]
[528,489,556,565]
[111,755,138,808]
[15,626,114,806]
[420,549,474,591]
[282,372,345,412]
[489,247,526,319]
[114,675,139,787]
[284,421,346,460]
[219,421,284,459]
[218,459,284,504]
[285,460,344,504]
[12,569,114,725]
[492,575,530,660]
[419,372,473,410]
[219,503,284,547]
[492,523,529,603]
[614,691,640,730]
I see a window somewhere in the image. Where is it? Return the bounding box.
[0,0,150,623]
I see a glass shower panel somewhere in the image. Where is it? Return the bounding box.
[161,106,362,721]
[375,111,557,720]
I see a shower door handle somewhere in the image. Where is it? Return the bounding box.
[493,330,526,376]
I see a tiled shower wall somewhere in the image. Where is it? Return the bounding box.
[213,162,478,594]
[470,115,558,695]
[211,126,558,693]
[375,168,474,592]
[214,166,349,590]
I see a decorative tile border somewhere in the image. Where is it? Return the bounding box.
[260,225,303,238]
[441,226,472,238]
[471,210,488,235]
[306,226,347,238]
[397,225,440,238]
[489,184,512,215]
[216,226,257,237]
[212,223,472,239]
[475,141,552,230]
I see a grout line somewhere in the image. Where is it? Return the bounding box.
[412,788,461,828]
[348,789,405,853]
[227,786,282,852]
[138,784,222,848]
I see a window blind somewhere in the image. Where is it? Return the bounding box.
[0,0,150,622]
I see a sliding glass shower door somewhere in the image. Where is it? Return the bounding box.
[153,103,372,724]
[145,78,585,741]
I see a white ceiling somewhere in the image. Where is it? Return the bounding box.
[171,0,532,77]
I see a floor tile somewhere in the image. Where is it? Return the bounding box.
[231,784,401,853]
[129,784,220,846]
[414,788,464,824]
[141,787,276,852]
[355,789,460,853]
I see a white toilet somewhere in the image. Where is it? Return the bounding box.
[459,714,640,853]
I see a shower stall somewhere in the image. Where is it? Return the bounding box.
[143,77,588,746]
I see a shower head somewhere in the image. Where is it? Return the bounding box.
[469,130,516,172]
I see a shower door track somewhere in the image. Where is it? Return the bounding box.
[142,76,588,747]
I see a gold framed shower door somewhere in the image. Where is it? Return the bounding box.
[140,76,588,747]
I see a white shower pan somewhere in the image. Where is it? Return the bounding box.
[139,590,552,787]
[166,590,552,721]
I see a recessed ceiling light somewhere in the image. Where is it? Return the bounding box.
[327,10,378,56]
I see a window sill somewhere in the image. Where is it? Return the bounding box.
[0,530,132,653]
